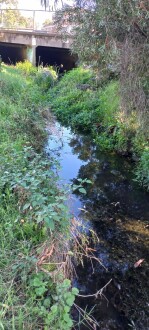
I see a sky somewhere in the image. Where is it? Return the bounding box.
[0,0,73,10]
[18,0,71,10]
[18,0,47,10]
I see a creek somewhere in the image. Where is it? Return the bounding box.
[45,119,149,330]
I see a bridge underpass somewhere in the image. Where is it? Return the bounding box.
[0,9,77,70]
[0,42,77,70]
[0,42,26,64]
[36,46,77,71]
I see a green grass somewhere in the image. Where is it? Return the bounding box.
[50,67,121,141]
[0,64,77,329]
[0,65,47,152]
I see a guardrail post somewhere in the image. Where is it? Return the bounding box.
[1,10,3,27]
[33,10,35,30]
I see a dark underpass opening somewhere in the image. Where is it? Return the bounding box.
[0,42,26,64]
[36,46,77,71]
[0,43,78,71]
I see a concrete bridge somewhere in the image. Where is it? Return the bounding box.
[0,9,76,69]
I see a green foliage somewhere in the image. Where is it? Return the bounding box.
[35,66,58,91]
[1,7,33,29]
[135,148,149,190]
[50,67,101,130]
[0,55,2,72]
[16,60,37,76]
[0,65,77,329]
[29,272,50,298]
[0,147,69,232]
[28,275,78,330]
[44,279,78,329]
[72,178,92,194]
[99,81,119,126]
[50,66,149,189]
[56,0,149,147]
[50,67,119,133]
[0,65,48,151]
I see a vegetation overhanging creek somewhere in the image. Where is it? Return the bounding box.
[45,119,149,330]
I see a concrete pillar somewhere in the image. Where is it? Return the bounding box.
[26,37,36,65]
[26,46,36,66]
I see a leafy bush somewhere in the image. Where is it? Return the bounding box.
[50,68,102,128]
[0,147,69,232]
[35,66,58,90]
[50,67,119,135]
[16,60,37,76]
[28,277,78,330]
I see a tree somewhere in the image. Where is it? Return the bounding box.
[40,0,63,10]
[0,0,33,28]
[0,0,17,8]
[42,18,52,26]
[54,0,149,134]
[1,9,33,28]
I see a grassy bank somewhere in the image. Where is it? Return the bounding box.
[0,63,78,329]
[49,67,149,190]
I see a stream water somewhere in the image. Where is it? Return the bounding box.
[45,119,149,330]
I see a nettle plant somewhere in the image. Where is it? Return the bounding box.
[0,146,69,231]
[72,178,92,194]
[28,273,78,330]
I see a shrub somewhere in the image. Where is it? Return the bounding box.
[0,147,69,232]
[16,60,37,76]
[35,66,58,90]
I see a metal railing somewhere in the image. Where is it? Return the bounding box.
[0,8,57,32]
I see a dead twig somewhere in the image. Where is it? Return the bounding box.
[77,278,112,299]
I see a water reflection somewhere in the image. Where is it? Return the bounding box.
[46,121,149,330]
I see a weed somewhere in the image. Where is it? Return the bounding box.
[0,147,69,232]
[28,276,78,330]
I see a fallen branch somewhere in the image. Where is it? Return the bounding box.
[77,278,112,299]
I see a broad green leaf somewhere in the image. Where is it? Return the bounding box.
[44,217,55,230]
[79,187,86,194]
[23,203,30,210]
[71,287,79,295]
[66,296,75,306]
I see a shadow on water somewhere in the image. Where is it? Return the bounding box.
[45,120,149,330]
